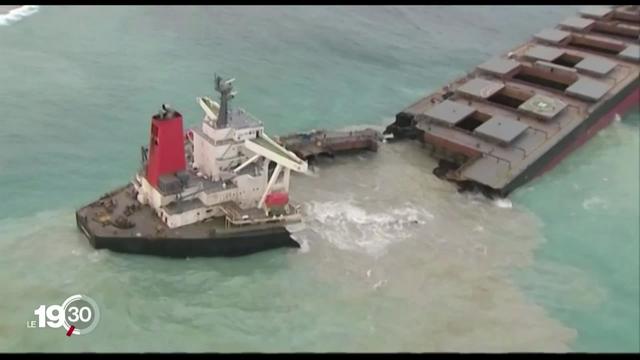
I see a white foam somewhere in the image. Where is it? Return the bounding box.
[285,221,308,233]
[301,200,433,256]
[0,5,40,26]
[286,222,311,253]
[493,198,513,209]
[296,236,311,253]
[372,279,387,290]
[462,191,513,209]
[391,206,435,222]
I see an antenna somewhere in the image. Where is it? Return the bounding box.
[214,74,236,128]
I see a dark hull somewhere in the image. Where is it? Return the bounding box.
[76,212,299,258]
[501,80,640,196]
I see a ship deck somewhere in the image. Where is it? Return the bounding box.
[76,184,294,240]
[390,5,639,193]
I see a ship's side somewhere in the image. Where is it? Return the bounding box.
[385,5,640,197]
[503,79,639,195]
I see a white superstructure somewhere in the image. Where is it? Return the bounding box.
[133,76,308,229]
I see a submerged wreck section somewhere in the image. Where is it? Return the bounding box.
[277,128,380,162]
[385,5,640,198]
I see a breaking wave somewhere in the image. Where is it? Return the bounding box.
[462,191,513,209]
[0,5,39,26]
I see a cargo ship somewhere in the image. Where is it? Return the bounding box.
[76,75,311,257]
[384,5,639,198]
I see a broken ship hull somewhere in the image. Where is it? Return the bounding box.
[501,82,639,196]
[75,185,300,258]
[388,81,639,197]
[385,5,639,198]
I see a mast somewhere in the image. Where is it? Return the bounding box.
[214,74,237,128]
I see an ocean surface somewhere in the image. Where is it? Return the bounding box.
[0,6,638,352]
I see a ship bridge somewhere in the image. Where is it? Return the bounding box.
[196,75,310,210]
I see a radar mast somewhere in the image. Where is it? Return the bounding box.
[214,74,237,128]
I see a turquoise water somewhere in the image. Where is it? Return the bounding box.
[0,6,638,352]
[514,112,640,352]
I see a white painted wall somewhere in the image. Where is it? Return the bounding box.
[161,205,224,229]
[202,121,232,141]
[234,127,263,142]
[232,171,267,208]
[193,122,263,180]
[193,132,219,179]
[136,175,177,209]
